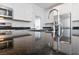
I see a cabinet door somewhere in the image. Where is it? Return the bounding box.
[72,4,79,21]
[72,36,79,54]
[13,4,32,21]
[2,3,32,21]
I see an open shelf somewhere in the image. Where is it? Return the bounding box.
[12,19,31,22]
[72,20,79,22]
[0,15,12,18]
[6,18,31,22]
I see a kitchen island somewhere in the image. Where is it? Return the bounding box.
[0,30,54,55]
[0,30,73,55]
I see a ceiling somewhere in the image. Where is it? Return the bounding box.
[35,3,62,9]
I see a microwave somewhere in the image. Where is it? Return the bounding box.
[0,5,13,19]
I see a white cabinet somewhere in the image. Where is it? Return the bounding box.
[71,36,79,54]
[1,3,33,21]
[72,4,79,21]
[13,4,33,21]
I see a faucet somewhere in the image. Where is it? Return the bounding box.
[48,9,62,51]
[48,9,58,19]
[48,9,61,37]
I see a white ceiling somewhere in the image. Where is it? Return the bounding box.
[35,3,62,9]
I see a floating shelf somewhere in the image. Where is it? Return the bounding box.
[72,20,79,22]
[7,19,31,22]
[0,15,12,18]
[0,15,31,22]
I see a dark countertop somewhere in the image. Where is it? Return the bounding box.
[0,30,78,55]
[0,30,54,55]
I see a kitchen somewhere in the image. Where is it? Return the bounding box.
[0,3,79,55]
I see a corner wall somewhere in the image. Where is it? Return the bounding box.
[0,3,46,28]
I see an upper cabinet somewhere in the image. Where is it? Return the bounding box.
[51,3,79,21]
[0,5,13,19]
[1,3,33,21]
[72,4,79,21]
[52,3,72,15]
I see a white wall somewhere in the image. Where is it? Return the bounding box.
[0,3,46,28]
[45,3,72,22]
[30,4,46,28]
[46,3,79,21]
[72,3,79,21]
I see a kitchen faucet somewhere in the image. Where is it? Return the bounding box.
[48,9,62,51]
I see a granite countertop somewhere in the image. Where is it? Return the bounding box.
[0,30,53,55]
[0,30,77,55]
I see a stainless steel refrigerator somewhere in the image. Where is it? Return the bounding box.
[48,9,72,54]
